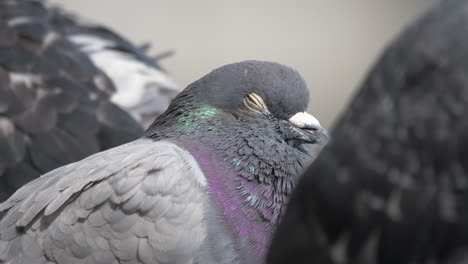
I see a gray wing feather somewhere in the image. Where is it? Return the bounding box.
[0,139,207,264]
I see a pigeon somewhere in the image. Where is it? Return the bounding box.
[0,60,328,264]
[0,0,181,202]
[268,0,468,263]
[0,0,176,202]
[49,5,180,127]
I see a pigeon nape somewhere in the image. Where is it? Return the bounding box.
[268,0,468,263]
[0,60,327,264]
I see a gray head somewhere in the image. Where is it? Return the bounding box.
[147,60,328,151]
[198,60,309,119]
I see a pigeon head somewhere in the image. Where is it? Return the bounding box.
[147,60,328,153]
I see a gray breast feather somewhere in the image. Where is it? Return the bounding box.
[0,139,207,264]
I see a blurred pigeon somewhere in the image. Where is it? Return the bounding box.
[0,0,153,201]
[268,0,468,263]
[50,4,180,128]
[0,60,327,264]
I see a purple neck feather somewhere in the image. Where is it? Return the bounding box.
[179,141,290,259]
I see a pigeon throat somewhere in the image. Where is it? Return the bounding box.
[177,139,304,259]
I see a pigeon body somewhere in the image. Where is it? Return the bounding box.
[0,60,327,263]
[0,0,179,202]
[0,0,145,202]
[268,0,468,263]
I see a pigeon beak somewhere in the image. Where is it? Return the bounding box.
[288,112,329,144]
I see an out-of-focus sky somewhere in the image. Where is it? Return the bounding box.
[50,0,437,128]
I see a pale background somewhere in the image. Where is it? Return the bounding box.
[51,0,438,128]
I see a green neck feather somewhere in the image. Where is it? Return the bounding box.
[176,105,219,132]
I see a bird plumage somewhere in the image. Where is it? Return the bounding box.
[0,0,146,202]
[0,139,207,264]
[0,0,180,202]
[50,5,180,127]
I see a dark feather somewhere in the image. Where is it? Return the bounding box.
[0,0,144,201]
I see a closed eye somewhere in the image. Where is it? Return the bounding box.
[243,92,269,114]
